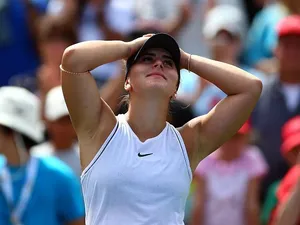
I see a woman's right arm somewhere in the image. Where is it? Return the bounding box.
[61,40,131,169]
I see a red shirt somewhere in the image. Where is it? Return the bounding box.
[270,166,300,225]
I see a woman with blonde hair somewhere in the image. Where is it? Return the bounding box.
[60,33,262,224]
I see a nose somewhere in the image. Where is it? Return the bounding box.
[153,59,163,69]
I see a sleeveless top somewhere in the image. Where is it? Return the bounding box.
[81,114,192,225]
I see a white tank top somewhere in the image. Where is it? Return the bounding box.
[81,114,192,225]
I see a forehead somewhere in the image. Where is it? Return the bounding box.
[141,48,172,58]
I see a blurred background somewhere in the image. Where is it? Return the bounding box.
[1,0,300,224]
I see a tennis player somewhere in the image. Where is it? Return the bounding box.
[60,33,262,224]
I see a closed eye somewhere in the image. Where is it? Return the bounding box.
[164,59,174,68]
[139,55,154,63]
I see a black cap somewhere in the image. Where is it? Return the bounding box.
[126,33,181,80]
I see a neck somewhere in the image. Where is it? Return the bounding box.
[127,94,169,142]
[1,139,29,167]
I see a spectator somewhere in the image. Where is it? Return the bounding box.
[36,15,77,118]
[0,0,47,89]
[268,116,300,225]
[0,86,84,225]
[242,0,300,74]
[45,0,78,25]
[204,0,247,24]
[243,0,270,25]
[178,5,266,116]
[190,121,268,225]
[273,164,300,225]
[31,86,81,177]
[251,15,300,204]
[260,116,300,225]
[134,0,192,36]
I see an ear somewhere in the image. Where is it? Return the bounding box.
[124,79,132,92]
[171,92,177,100]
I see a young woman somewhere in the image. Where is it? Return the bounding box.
[60,33,262,224]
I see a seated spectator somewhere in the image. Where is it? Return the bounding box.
[36,15,77,119]
[190,121,268,225]
[251,15,300,205]
[242,0,300,74]
[37,15,77,95]
[0,0,47,89]
[134,0,192,36]
[177,4,266,116]
[0,86,84,225]
[269,116,300,225]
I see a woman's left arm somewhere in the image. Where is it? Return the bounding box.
[179,52,262,162]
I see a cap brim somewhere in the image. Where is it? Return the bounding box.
[127,33,181,75]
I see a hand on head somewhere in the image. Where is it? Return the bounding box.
[179,49,189,70]
[126,34,154,58]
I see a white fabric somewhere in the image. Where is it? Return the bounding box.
[281,83,300,112]
[44,86,69,121]
[0,87,44,142]
[203,4,247,40]
[81,114,192,225]
[31,142,81,177]
[134,0,183,21]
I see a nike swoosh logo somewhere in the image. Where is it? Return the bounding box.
[138,152,153,157]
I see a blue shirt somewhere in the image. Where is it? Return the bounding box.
[242,3,287,67]
[0,157,85,225]
[0,0,48,86]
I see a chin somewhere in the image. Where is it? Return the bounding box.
[143,80,172,96]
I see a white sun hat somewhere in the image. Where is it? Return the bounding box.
[203,4,247,40]
[0,86,44,143]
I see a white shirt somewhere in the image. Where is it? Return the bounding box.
[281,83,300,112]
[81,114,192,225]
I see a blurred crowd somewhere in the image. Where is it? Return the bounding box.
[1,0,300,224]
